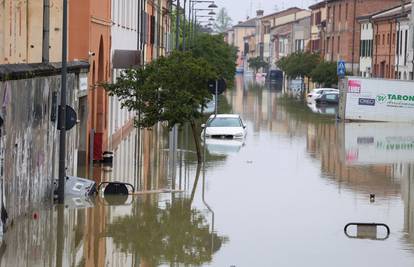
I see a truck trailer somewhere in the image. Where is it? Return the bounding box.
[338,77,414,122]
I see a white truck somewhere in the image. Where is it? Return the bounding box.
[338,77,414,122]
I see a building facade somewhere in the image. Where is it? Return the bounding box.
[358,16,373,77]
[323,0,401,74]
[0,0,63,64]
[230,19,256,71]
[69,0,112,164]
[309,1,327,54]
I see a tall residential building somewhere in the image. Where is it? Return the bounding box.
[323,0,401,74]
[0,0,63,64]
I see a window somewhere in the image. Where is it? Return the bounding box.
[325,94,338,101]
[396,31,400,54]
[400,30,403,55]
[382,34,385,45]
[345,3,348,19]
[316,12,321,25]
[339,4,342,21]
[387,33,390,45]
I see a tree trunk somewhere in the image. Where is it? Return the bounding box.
[190,120,202,163]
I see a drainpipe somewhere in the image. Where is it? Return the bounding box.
[42,0,50,63]
[351,0,357,74]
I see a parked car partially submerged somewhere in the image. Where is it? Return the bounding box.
[201,114,247,139]
[307,88,339,103]
[315,91,339,105]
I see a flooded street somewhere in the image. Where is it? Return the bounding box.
[2,76,414,267]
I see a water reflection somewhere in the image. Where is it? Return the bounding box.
[106,197,226,266]
[4,77,414,266]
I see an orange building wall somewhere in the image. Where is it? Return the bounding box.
[372,20,397,79]
[69,0,111,162]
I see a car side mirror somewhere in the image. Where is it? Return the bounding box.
[243,124,247,129]
[201,124,206,129]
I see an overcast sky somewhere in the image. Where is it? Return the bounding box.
[214,0,320,23]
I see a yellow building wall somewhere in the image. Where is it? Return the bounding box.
[0,0,62,64]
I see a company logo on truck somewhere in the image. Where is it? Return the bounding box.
[376,94,387,103]
[376,94,414,108]
[348,80,361,93]
[358,98,375,106]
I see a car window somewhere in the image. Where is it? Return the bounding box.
[325,94,338,100]
[207,117,242,127]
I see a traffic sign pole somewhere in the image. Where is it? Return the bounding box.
[215,80,218,116]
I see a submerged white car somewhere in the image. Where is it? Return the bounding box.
[201,114,247,139]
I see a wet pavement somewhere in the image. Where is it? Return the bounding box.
[2,75,414,266]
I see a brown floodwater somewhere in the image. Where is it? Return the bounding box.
[2,75,414,267]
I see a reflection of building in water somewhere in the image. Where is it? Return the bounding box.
[306,123,399,196]
[228,78,293,135]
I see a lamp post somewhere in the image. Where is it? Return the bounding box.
[57,0,68,203]
[191,1,217,41]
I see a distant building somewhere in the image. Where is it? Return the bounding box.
[269,9,311,67]
[258,7,310,69]
[323,0,401,74]
[230,18,257,71]
[309,1,327,54]
[372,3,412,79]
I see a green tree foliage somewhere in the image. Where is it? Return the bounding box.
[310,61,338,87]
[190,33,237,86]
[214,8,232,33]
[248,57,269,73]
[277,52,320,79]
[104,51,216,162]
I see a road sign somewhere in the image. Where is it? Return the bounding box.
[337,60,346,77]
[57,105,77,131]
[208,79,227,95]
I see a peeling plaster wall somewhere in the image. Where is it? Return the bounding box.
[0,73,79,220]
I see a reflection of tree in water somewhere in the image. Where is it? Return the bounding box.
[106,198,227,266]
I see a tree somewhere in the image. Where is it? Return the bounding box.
[310,61,338,87]
[104,51,216,163]
[190,33,237,87]
[248,57,269,73]
[214,8,232,33]
[277,52,320,79]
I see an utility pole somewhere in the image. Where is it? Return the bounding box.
[57,0,68,203]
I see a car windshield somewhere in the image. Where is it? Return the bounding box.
[207,117,242,127]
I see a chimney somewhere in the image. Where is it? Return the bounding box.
[256,10,264,17]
